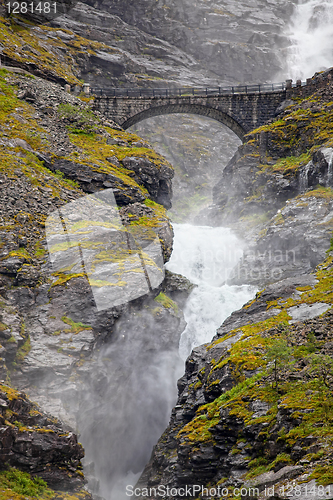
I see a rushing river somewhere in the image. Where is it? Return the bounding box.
[166,224,255,359]
[102,223,255,500]
[90,0,333,495]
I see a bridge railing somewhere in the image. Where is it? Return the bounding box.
[90,81,306,98]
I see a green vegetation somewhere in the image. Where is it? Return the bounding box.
[61,316,91,334]
[265,152,311,176]
[0,67,170,276]
[0,16,115,84]
[310,464,333,486]
[0,469,50,498]
[58,104,100,134]
[15,337,31,363]
[0,467,89,500]
[176,248,333,487]
[154,292,179,315]
[0,322,8,332]
[266,338,294,389]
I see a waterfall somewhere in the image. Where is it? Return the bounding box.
[286,0,333,80]
[80,224,255,499]
[166,224,256,359]
[299,160,312,191]
[323,148,333,185]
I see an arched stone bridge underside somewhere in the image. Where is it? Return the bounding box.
[121,103,247,140]
[91,74,329,140]
[92,92,286,141]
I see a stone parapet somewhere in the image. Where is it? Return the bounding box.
[92,91,286,141]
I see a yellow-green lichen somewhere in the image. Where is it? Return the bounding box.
[154,292,179,315]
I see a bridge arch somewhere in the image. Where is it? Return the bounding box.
[121,103,247,141]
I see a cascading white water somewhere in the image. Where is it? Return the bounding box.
[80,224,255,500]
[286,0,333,80]
[166,224,256,359]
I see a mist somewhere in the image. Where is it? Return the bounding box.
[74,223,254,499]
[77,305,184,500]
[85,0,333,497]
[52,1,333,498]
[131,115,241,224]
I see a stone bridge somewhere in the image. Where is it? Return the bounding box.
[90,71,333,141]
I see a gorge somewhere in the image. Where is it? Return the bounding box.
[0,1,333,500]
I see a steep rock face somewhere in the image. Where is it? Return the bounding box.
[0,0,295,88]
[229,190,333,287]
[212,73,333,225]
[53,2,216,88]
[137,263,333,498]
[0,384,89,495]
[49,0,296,220]
[6,280,186,495]
[206,76,333,286]
[0,67,184,496]
[136,75,333,498]
[84,0,293,84]
[1,0,300,227]
[0,0,298,224]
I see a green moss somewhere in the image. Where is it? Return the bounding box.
[297,255,333,305]
[176,246,333,463]
[52,169,80,189]
[246,457,269,478]
[7,248,32,261]
[66,133,150,197]
[50,272,85,288]
[268,153,311,176]
[60,316,91,334]
[194,380,203,390]
[0,322,8,332]
[0,469,50,498]
[0,466,88,500]
[0,19,81,84]
[154,292,179,315]
[178,373,263,444]
[0,384,21,401]
[208,332,240,349]
[15,338,31,363]
[33,242,46,259]
[58,104,100,135]
[310,465,333,485]
[177,413,219,444]
[303,186,333,200]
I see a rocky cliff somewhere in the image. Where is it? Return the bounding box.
[0,0,298,220]
[0,383,89,496]
[2,1,333,499]
[81,0,293,85]
[136,72,333,499]
[0,32,187,496]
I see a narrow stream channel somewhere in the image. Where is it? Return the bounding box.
[166,223,256,359]
[101,223,256,500]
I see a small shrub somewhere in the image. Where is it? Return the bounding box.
[0,468,50,496]
[58,104,100,134]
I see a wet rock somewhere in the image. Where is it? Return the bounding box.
[16,265,41,287]
[122,156,173,208]
[246,465,304,491]
[228,195,333,287]
[288,302,331,323]
[162,270,195,307]
[0,384,88,492]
